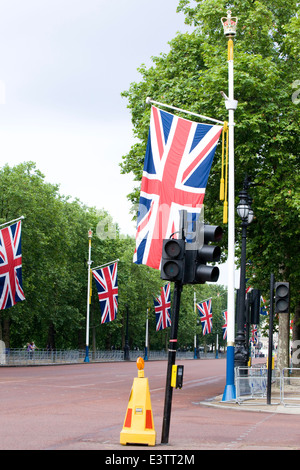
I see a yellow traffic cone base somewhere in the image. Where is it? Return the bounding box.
[120,358,156,446]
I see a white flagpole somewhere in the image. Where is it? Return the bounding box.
[146,97,224,125]
[221,11,238,401]
[84,229,93,363]
[193,291,197,359]
[145,308,149,361]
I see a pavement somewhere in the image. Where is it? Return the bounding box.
[201,393,300,415]
[1,360,300,451]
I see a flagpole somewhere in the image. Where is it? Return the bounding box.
[144,308,149,361]
[84,229,93,363]
[221,11,238,401]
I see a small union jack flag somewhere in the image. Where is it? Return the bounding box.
[0,221,25,310]
[154,283,171,331]
[250,325,258,345]
[222,310,228,340]
[260,295,268,315]
[92,262,118,324]
[197,298,213,335]
[134,106,223,270]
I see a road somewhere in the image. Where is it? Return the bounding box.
[0,358,299,451]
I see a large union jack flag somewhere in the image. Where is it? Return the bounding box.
[0,221,25,310]
[154,283,171,331]
[134,106,223,269]
[197,298,213,335]
[92,262,118,324]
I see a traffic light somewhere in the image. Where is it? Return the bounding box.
[184,224,223,284]
[250,288,261,324]
[274,282,290,313]
[161,238,185,282]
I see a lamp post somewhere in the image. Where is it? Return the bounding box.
[221,10,238,401]
[235,178,254,368]
[84,229,93,363]
[124,304,130,361]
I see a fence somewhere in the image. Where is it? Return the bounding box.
[235,365,277,404]
[280,368,300,407]
[3,349,83,366]
[235,365,300,407]
[0,348,221,366]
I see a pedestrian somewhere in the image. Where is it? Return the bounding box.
[27,342,33,359]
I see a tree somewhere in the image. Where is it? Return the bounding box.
[0,162,127,348]
[120,0,300,347]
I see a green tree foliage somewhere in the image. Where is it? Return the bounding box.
[120,0,300,337]
[0,161,226,351]
[0,162,99,347]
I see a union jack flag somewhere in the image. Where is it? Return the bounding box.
[154,283,171,331]
[134,106,223,269]
[250,325,258,345]
[260,295,268,315]
[92,262,118,324]
[222,310,228,340]
[0,221,25,310]
[197,298,213,335]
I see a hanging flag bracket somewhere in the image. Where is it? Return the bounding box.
[220,91,238,111]
[0,215,25,229]
[146,97,224,125]
[92,258,120,271]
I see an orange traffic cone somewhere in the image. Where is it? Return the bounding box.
[120,357,156,446]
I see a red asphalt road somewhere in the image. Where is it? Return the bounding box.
[0,358,300,450]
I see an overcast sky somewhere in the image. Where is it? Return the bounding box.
[0,0,238,286]
[0,0,192,237]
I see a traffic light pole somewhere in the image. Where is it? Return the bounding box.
[161,279,183,444]
[267,273,274,404]
[160,210,223,443]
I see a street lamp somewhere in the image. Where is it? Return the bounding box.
[235,177,254,369]
[221,9,238,402]
[84,229,93,363]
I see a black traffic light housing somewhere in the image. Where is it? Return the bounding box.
[274,282,290,313]
[161,238,185,282]
[250,288,261,324]
[184,224,223,284]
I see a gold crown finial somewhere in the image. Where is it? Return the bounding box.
[221,10,238,37]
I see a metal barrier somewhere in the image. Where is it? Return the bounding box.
[4,349,82,365]
[1,348,220,366]
[281,368,300,407]
[0,340,5,365]
[236,365,300,407]
[235,365,280,405]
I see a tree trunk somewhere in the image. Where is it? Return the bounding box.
[292,301,300,368]
[47,322,56,350]
[277,312,290,370]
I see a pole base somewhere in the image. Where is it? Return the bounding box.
[222,384,236,401]
[84,346,90,363]
[222,344,236,401]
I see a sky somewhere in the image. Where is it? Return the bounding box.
[0,0,192,235]
[0,0,237,286]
